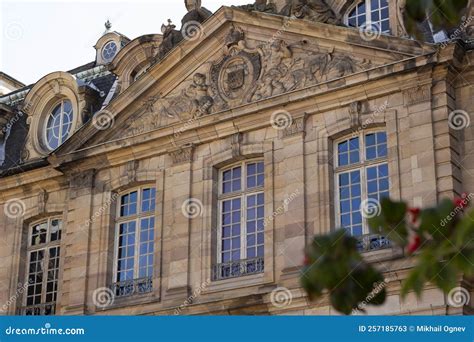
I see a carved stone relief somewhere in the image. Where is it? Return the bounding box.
[124,28,376,138]
[159,73,214,120]
[280,0,340,24]
[239,0,340,24]
[210,30,262,109]
[237,0,277,13]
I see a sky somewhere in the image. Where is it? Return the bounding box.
[0,0,252,85]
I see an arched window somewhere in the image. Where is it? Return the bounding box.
[214,160,265,281]
[113,186,156,297]
[334,131,390,251]
[346,0,390,33]
[45,100,73,150]
[23,218,62,315]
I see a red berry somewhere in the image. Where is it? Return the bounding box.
[408,207,421,223]
[407,235,421,254]
[454,197,468,209]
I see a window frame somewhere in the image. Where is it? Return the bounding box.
[23,217,63,315]
[333,130,389,236]
[216,159,265,265]
[112,185,157,286]
[44,99,73,151]
[344,0,391,34]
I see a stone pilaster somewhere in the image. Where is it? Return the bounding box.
[60,169,95,315]
[403,82,438,207]
[277,114,306,276]
[162,145,194,305]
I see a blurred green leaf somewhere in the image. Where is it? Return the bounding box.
[404,0,469,39]
[301,230,386,315]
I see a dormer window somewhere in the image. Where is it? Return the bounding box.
[102,41,118,62]
[346,0,390,34]
[45,100,73,150]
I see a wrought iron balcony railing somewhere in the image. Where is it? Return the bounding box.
[21,302,56,315]
[356,234,391,252]
[212,257,264,281]
[112,277,153,298]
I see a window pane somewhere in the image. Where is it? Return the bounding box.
[121,191,138,217]
[26,217,63,315]
[247,161,264,189]
[338,170,362,237]
[50,219,62,242]
[338,138,359,166]
[366,163,390,202]
[222,166,242,194]
[141,188,156,213]
[31,223,47,246]
[246,193,264,260]
[366,132,387,160]
[26,250,44,305]
[138,217,155,278]
[116,221,136,282]
[221,198,241,262]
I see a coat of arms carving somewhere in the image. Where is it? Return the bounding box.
[210,30,262,108]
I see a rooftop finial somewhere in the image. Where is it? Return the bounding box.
[104,20,112,34]
[185,0,201,12]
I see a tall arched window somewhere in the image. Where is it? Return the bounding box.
[23,218,62,315]
[45,100,73,150]
[334,131,391,251]
[214,160,265,281]
[113,186,156,297]
[346,0,390,33]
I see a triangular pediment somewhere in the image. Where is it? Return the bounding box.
[51,6,436,162]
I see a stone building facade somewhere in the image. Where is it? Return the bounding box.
[0,0,473,316]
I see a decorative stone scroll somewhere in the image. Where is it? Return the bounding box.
[37,189,49,214]
[280,115,306,138]
[169,144,194,165]
[125,160,139,183]
[349,101,363,128]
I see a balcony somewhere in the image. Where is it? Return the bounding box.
[21,302,56,315]
[111,277,153,298]
[212,257,264,281]
[356,234,391,253]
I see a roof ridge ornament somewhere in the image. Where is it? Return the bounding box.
[182,0,212,25]
[104,20,112,35]
[185,0,201,11]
